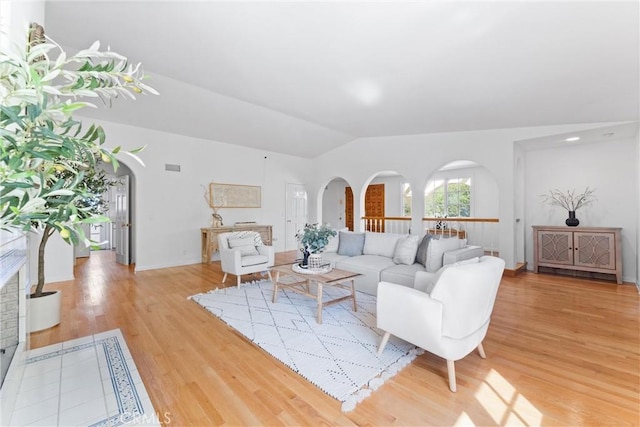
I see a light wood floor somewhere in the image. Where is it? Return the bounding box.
[30,251,639,426]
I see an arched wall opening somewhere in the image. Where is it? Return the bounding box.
[423,160,500,250]
[97,158,137,265]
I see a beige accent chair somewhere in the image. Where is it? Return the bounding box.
[217,231,275,286]
[377,256,506,392]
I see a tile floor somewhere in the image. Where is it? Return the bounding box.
[10,329,159,427]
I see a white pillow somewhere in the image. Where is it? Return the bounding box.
[228,237,259,256]
[392,235,420,265]
[363,232,405,258]
[424,237,462,272]
[324,227,347,253]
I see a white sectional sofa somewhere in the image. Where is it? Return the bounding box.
[321,231,484,295]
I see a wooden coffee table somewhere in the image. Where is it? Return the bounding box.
[270,263,361,324]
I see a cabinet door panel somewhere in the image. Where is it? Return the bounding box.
[574,232,615,270]
[538,231,573,265]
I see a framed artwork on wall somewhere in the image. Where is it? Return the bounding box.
[209,183,261,208]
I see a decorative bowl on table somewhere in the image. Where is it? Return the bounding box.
[292,263,333,275]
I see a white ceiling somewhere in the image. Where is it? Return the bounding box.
[43,1,639,158]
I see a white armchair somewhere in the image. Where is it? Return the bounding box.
[217,231,275,287]
[377,256,506,392]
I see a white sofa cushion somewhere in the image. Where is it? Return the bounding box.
[392,235,420,265]
[228,231,264,246]
[324,227,348,253]
[363,232,405,258]
[228,237,259,256]
[241,254,269,267]
[424,237,462,272]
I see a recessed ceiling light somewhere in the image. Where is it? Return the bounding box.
[565,136,580,142]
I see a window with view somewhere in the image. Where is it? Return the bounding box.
[402,182,412,216]
[425,177,471,217]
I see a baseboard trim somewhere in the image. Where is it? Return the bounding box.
[504,262,527,277]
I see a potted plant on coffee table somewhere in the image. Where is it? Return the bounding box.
[0,24,157,331]
[295,223,336,268]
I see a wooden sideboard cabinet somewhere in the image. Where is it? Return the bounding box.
[532,226,622,284]
[201,224,273,264]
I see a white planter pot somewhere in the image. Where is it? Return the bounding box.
[28,290,61,332]
[308,253,323,270]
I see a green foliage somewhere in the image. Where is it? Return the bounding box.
[0,29,157,294]
[425,179,471,217]
[296,223,337,254]
[1,34,156,242]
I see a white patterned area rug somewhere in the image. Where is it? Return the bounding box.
[189,280,422,412]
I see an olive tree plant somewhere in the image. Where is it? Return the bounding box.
[0,24,157,297]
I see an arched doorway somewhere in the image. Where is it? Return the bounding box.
[74,160,137,266]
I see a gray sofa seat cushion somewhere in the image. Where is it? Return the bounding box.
[380,263,427,288]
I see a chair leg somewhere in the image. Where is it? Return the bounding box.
[377,331,391,355]
[446,360,457,392]
[222,273,228,283]
[477,342,486,359]
[237,275,242,287]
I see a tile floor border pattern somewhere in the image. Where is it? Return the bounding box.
[16,330,153,427]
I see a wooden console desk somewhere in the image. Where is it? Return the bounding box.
[200,224,273,263]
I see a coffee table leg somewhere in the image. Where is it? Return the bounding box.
[316,282,323,324]
[350,279,357,311]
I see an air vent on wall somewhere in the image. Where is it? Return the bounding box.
[165,164,181,172]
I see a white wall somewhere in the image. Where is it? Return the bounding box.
[1,0,75,287]
[87,119,312,271]
[525,136,638,282]
[0,0,45,54]
[635,131,639,290]
[28,231,74,285]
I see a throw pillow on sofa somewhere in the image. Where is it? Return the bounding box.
[337,231,365,256]
[324,227,348,253]
[415,234,435,266]
[228,237,259,256]
[393,235,420,265]
[363,232,405,258]
[424,237,462,272]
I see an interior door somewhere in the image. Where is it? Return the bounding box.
[114,175,130,265]
[345,187,354,231]
[365,183,385,231]
[285,183,308,252]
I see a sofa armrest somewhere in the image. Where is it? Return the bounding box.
[257,245,275,266]
[377,281,443,350]
[220,248,242,273]
[443,245,484,266]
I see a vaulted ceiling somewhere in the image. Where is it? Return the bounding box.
[43,1,639,158]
